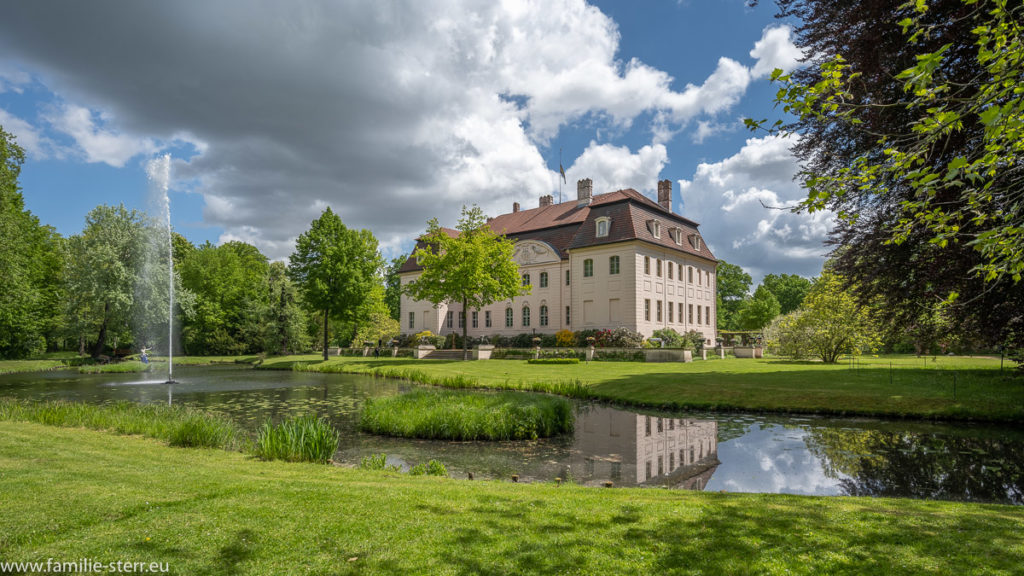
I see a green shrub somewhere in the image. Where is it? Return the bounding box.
[409,459,448,476]
[359,453,400,471]
[359,390,573,441]
[254,415,340,464]
[527,358,580,365]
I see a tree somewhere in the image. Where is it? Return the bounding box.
[351,284,400,348]
[761,273,812,315]
[383,254,407,321]
[765,269,877,363]
[65,205,147,357]
[735,285,782,331]
[179,241,270,355]
[262,261,310,355]
[404,205,525,360]
[0,127,64,357]
[715,260,752,330]
[289,207,381,361]
[754,0,1024,357]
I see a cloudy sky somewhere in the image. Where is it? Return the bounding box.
[0,0,830,283]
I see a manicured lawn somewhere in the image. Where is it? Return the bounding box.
[1,421,1021,575]
[262,354,1024,422]
[0,359,67,375]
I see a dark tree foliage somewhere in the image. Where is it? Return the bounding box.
[383,254,407,322]
[771,0,1024,355]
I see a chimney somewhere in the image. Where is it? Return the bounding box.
[539,194,553,207]
[513,202,520,213]
[658,179,672,213]
[577,178,593,207]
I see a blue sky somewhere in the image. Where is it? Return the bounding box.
[0,0,830,283]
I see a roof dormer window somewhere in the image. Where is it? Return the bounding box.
[646,219,661,239]
[669,227,684,245]
[689,234,702,251]
[595,216,611,238]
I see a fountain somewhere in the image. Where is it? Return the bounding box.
[145,155,175,384]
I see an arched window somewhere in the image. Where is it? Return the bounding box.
[522,306,531,327]
[522,273,531,287]
[583,259,594,277]
[609,255,620,275]
[505,307,514,327]
[540,305,549,326]
[595,216,611,238]
[540,271,548,288]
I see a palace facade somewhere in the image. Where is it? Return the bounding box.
[398,178,718,343]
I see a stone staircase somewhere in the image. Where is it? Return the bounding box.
[423,349,469,361]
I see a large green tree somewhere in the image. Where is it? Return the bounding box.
[65,205,147,357]
[756,0,1024,359]
[0,127,64,358]
[383,253,407,321]
[761,273,812,315]
[404,205,525,360]
[289,207,382,361]
[715,260,752,331]
[263,261,311,355]
[735,285,782,331]
[179,241,270,355]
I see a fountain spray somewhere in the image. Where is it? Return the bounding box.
[145,154,175,384]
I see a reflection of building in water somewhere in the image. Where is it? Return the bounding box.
[573,405,719,489]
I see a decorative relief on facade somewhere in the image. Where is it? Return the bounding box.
[512,240,559,265]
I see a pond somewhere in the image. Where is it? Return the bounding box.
[1,365,1021,504]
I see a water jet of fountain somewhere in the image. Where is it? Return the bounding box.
[145,155,176,384]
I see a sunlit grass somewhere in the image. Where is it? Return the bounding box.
[254,414,340,464]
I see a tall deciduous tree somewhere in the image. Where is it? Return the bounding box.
[715,260,752,331]
[762,273,812,315]
[736,285,782,331]
[289,207,381,361]
[404,205,525,360]
[66,205,147,357]
[755,0,1023,360]
[383,254,407,321]
[0,127,64,358]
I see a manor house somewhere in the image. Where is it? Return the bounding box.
[399,179,718,343]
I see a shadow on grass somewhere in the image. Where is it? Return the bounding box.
[432,494,1024,575]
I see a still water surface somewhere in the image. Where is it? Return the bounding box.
[2,365,1020,504]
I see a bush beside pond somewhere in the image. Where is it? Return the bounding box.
[359,390,573,441]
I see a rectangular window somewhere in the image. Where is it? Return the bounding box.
[472,311,478,328]
[689,304,693,324]
[644,256,650,275]
[458,311,465,328]
[644,299,651,321]
[658,455,664,476]
[670,452,675,470]
[583,258,593,277]
[408,311,415,329]
[505,308,514,328]
[668,262,673,280]
[697,306,702,325]
[540,272,548,288]
[645,416,651,436]
[657,418,663,433]
[565,306,571,326]
[485,310,492,328]
[706,306,711,326]
[522,273,531,287]
[446,310,453,328]
[609,255,620,275]
[656,259,662,277]
[688,267,694,283]
[565,269,570,285]
[668,302,674,323]
[656,300,663,322]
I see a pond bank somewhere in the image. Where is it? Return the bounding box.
[258,354,1024,423]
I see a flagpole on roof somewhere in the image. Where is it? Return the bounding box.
[558,148,566,204]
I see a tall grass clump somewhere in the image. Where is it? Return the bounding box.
[0,398,239,449]
[359,390,573,441]
[78,361,151,374]
[255,414,340,464]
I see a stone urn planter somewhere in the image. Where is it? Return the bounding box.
[473,344,495,360]
[414,343,436,359]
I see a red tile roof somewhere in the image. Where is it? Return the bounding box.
[400,189,716,273]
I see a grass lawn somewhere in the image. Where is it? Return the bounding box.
[0,359,67,375]
[260,354,1024,422]
[1,421,1022,575]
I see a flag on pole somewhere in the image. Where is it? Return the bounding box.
[559,163,566,184]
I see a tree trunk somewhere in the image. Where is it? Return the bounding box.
[462,297,470,361]
[92,301,110,358]
[78,333,85,356]
[322,308,330,362]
